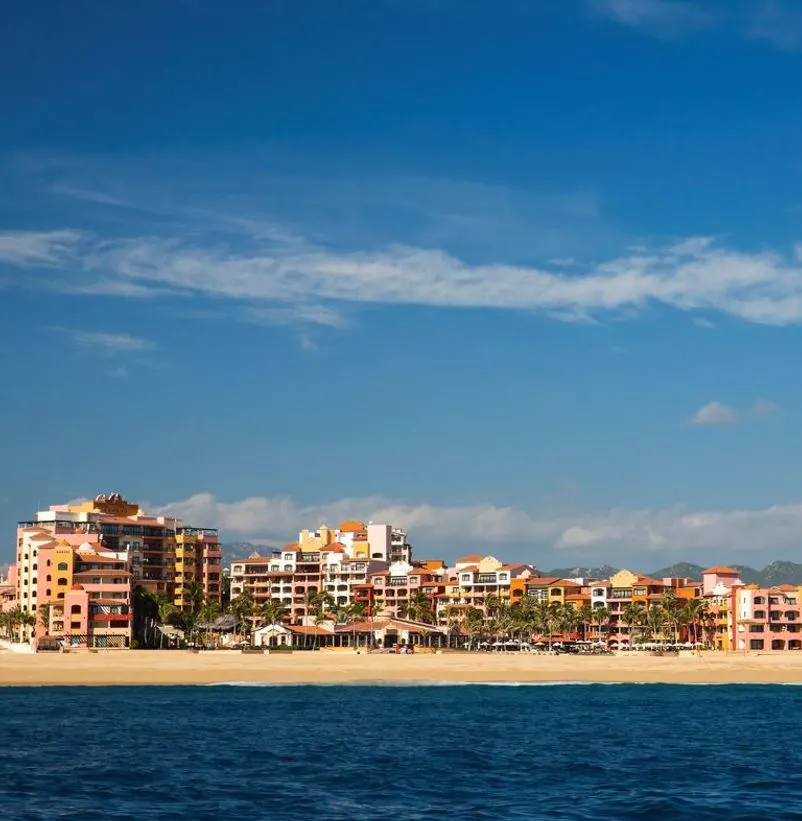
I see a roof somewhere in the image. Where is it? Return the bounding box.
[526,577,564,587]
[233,556,273,565]
[73,569,131,577]
[456,554,483,563]
[286,625,333,635]
[701,566,740,575]
[337,617,442,633]
[339,520,366,533]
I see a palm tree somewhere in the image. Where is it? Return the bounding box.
[197,598,221,648]
[576,604,594,642]
[184,580,204,615]
[661,591,682,645]
[229,590,255,645]
[37,603,51,636]
[463,607,485,650]
[402,590,435,624]
[260,598,288,627]
[682,597,708,647]
[592,606,610,647]
[622,602,646,647]
[157,600,175,649]
[644,604,664,643]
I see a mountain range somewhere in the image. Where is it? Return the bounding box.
[546,562,802,587]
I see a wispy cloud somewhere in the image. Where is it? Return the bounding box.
[689,400,739,426]
[746,0,802,49]
[589,0,713,36]
[750,398,778,417]
[14,230,802,328]
[0,229,83,266]
[151,490,802,559]
[58,329,155,354]
[692,317,716,329]
[689,398,777,426]
[591,0,802,48]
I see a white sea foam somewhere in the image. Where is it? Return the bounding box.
[204,679,802,688]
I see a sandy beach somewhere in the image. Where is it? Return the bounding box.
[2,650,802,686]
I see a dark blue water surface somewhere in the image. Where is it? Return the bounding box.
[2,684,802,819]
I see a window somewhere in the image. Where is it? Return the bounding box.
[46,589,51,597]
[750,639,764,650]
[57,578,68,586]
[593,588,605,597]
[550,588,562,597]
[57,562,68,571]
[71,605,81,614]
[749,625,763,633]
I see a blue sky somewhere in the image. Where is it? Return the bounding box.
[4,0,802,568]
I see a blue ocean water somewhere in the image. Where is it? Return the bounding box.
[2,684,802,819]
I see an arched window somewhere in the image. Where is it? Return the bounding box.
[57,562,68,571]
[46,575,52,582]
[57,578,68,586]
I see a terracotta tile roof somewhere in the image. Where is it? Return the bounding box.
[282,543,300,552]
[456,554,483,563]
[701,566,740,575]
[73,569,131,577]
[526,577,563,586]
[234,556,273,565]
[286,625,332,635]
[338,520,366,533]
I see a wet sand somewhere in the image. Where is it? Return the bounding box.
[2,650,802,686]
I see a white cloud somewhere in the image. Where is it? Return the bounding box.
[693,317,716,329]
[592,0,802,49]
[150,490,802,558]
[61,329,155,354]
[746,0,802,50]
[690,400,739,426]
[690,398,778,425]
[0,229,83,266]
[589,0,713,35]
[750,398,778,417]
[14,225,802,329]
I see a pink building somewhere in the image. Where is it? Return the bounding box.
[730,585,802,652]
[702,566,742,596]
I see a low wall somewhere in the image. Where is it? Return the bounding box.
[0,639,35,654]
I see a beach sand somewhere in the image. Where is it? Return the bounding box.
[2,650,802,686]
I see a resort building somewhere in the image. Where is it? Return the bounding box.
[231,519,417,624]
[730,585,802,652]
[14,493,222,643]
[41,543,134,648]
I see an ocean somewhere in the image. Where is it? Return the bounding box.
[2,683,802,819]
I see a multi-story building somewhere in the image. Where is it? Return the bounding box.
[41,543,134,648]
[15,493,222,643]
[729,584,802,652]
[174,527,223,609]
[230,519,417,624]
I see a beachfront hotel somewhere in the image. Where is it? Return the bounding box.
[5,501,802,653]
[13,493,222,647]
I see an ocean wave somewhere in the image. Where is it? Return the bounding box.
[204,679,802,687]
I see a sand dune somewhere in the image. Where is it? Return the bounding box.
[2,650,802,686]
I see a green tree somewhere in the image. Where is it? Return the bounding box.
[622,602,646,647]
[591,606,611,646]
[230,591,255,644]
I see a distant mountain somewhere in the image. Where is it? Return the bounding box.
[545,565,619,580]
[220,542,279,567]
[730,565,762,585]
[544,561,802,587]
[754,561,802,586]
[649,562,704,580]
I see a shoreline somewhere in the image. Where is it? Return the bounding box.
[3,650,802,687]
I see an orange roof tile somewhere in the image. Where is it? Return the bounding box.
[339,520,366,533]
[701,566,740,575]
[456,554,483,563]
